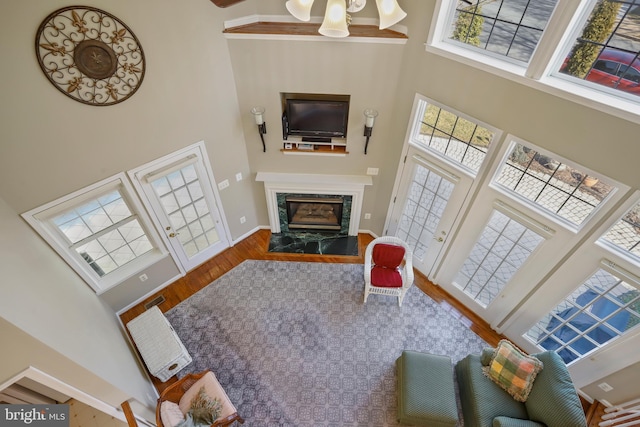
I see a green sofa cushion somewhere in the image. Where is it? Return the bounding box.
[396,351,459,427]
[455,354,528,427]
[493,416,545,427]
[525,351,587,427]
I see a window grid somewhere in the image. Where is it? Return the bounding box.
[559,0,640,99]
[412,101,495,174]
[449,0,558,63]
[600,201,640,260]
[526,268,640,364]
[52,189,153,276]
[397,164,454,260]
[151,164,219,258]
[455,209,545,307]
[495,142,615,227]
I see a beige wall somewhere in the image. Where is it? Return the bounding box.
[0,0,257,239]
[0,196,156,410]
[2,0,639,408]
[0,318,132,410]
[228,37,408,232]
[0,0,257,412]
[392,3,640,188]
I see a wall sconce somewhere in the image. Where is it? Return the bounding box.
[251,106,267,152]
[363,109,378,154]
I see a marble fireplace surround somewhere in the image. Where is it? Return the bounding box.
[255,172,373,236]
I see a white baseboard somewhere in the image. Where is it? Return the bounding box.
[359,229,378,238]
[233,225,268,245]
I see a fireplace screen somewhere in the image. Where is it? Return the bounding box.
[285,196,344,231]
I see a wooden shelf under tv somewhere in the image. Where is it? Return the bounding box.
[281,142,348,157]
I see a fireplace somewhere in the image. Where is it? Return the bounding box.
[285,196,344,231]
[255,172,373,236]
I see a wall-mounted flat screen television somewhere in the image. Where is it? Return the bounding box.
[282,93,350,142]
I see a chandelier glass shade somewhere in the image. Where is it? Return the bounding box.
[376,0,406,30]
[285,0,406,37]
[285,0,314,21]
[319,0,349,37]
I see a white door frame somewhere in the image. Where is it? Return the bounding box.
[385,149,474,277]
[432,135,631,330]
[128,141,232,275]
[500,192,640,387]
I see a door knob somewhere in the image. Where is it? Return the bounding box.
[434,236,444,242]
[169,232,179,238]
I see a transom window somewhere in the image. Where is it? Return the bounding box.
[493,140,616,228]
[600,200,640,261]
[410,98,499,174]
[448,0,558,63]
[558,0,640,100]
[430,0,640,121]
[526,266,640,364]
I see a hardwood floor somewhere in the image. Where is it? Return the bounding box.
[120,228,598,421]
[120,229,503,393]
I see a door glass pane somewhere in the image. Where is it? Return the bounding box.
[454,210,545,307]
[150,165,221,259]
[448,0,558,63]
[525,268,640,365]
[396,164,455,261]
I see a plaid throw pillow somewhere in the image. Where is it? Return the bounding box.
[483,340,544,402]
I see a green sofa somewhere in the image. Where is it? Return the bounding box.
[455,349,587,427]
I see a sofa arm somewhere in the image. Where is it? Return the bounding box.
[493,416,545,427]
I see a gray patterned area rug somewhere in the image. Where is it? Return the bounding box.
[165,260,488,427]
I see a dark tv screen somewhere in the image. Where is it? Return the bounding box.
[286,99,349,138]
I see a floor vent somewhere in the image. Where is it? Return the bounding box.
[144,295,165,310]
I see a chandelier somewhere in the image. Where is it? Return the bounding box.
[285,0,407,38]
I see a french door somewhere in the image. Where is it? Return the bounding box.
[129,142,230,273]
[436,200,556,326]
[385,148,473,277]
[499,194,640,386]
[386,93,639,393]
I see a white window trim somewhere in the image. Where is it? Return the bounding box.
[408,94,504,180]
[595,191,640,271]
[489,135,627,234]
[21,173,167,294]
[427,0,640,125]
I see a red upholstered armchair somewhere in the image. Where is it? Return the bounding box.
[364,236,414,307]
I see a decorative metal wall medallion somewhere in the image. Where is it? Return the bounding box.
[35,6,145,106]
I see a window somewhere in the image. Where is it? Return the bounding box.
[600,200,640,261]
[526,265,640,364]
[22,173,165,293]
[454,209,545,307]
[448,0,558,63]
[429,0,640,121]
[493,139,617,228]
[54,189,152,276]
[410,98,499,175]
[558,0,640,99]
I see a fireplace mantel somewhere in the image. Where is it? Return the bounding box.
[256,172,373,235]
